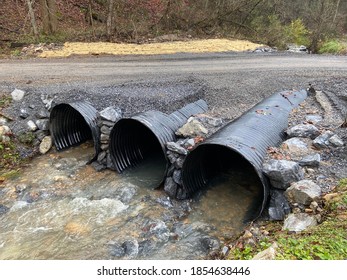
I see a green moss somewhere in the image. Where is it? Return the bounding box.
[17,132,35,145]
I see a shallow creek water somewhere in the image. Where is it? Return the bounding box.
[0,143,261,260]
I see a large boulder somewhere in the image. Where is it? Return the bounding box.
[286,124,320,139]
[263,160,304,190]
[267,189,291,221]
[312,131,334,149]
[285,180,321,206]
[281,138,309,158]
[299,153,321,167]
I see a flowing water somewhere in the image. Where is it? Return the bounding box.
[0,143,262,260]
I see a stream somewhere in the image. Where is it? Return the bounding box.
[0,143,260,260]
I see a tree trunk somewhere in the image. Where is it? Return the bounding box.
[333,0,341,23]
[106,0,115,40]
[26,0,39,39]
[40,0,58,34]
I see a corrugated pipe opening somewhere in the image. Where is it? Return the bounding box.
[109,100,208,187]
[49,101,100,161]
[182,90,308,221]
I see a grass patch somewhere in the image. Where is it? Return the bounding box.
[226,178,347,260]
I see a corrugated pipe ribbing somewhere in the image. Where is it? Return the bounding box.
[109,99,208,185]
[49,100,100,161]
[181,90,308,220]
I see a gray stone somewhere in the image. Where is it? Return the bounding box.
[100,134,110,142]
[313,131,334,149]
[164,177,178,198]
[27,120,38,132]
[252,242,278,260]
[91,161,106,172]
[122,240,139,259]
[40,93,55,111]
[281,138,309,156]
[196,115,223,127]
[176,119,208,138]
[167,152,178,164]
[101,125,111,135]
[35,130,49,141]
[283,213,318,232]
[285,180,321,206]
[299,153,321,167]
[267,189,291,221]
[176,187,188,200]
[97,151,107,163]
[106,153,116,170]
[0,205,9,215]
[184,138,195,148]
[101,120,115,127]
[117,184,138,204]
[329,135,344,147]
[174,156,185,169]
[19,108,30,119]
[172,169,182,185]
[39,136,52,154]
[149,220,170,242]
[286,124,320,139]
[166,142,187,155]
[101,144,109,151]
[35,119,50,131]
[35,110,50,119]
[100,106,122,122]
[305,115,323,124]
[15,183,29,194]
[109,242,125,257]
[11,88,25,101]
[263,160,304,190]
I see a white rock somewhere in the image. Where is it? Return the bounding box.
[281,138,309,157]
[0,125,11,138]
[283,213,317,232]
[27,120,38,132]
[39,136,52,154]
[11,88,25,101]
[252,242,278,260]
[329,135,344,147]
[286,124,320,139]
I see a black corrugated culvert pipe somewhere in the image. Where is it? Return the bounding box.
[49,100,100,161]
[109,99,208,187]
[182,90,307,221]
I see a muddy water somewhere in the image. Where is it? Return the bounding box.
[0,144,261,260]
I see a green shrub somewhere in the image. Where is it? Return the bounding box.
[318,40,345,54]
[285,19,310,46]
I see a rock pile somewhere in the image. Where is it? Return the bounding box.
[262,107,345,232]
[92,106,122,171]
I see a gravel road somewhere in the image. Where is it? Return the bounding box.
[1,52,346,120]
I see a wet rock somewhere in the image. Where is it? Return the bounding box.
[138,239,155,257]
[176,119,208,138]
[27,120,38,132]
[97,151,107,162]
[35,119,50,131]
[100,106,122,122]
[299,153,321,167]
[305,115,323,124]
[263,160,304,189]
[166,142,187,155]
[200,236,220,252]
[149,220,170,242]
[109,242,125,258]
[283,213,317,232]
[281,138,309,156]
[122,240,139,259]
[285,180,321,206]
[15,183,29,194]
[39,136,52,154]
[252,242,278,260]
[286,124,320,139]
[11,88,25,101]
[329,135,344,147]
[101,144,109,151]
[313,131,334,149]
[100,134,109,142]
[267,189,291,221]
[117,184,138,204]
[172,169,182,185]
[156,196,173,208]
[164,177,178,198]
[91,161,106,172]
[176,187,188,200]
[106,153,116,170]
[19,108,30,119]
[0,205,9,215]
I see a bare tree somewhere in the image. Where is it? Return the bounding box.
[40,0,58,34]
[106,0,115,40]
[26,0,39,39]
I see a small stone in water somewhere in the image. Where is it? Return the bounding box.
[39,136,52,154]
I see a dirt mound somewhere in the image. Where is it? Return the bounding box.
[39,39,264,58]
